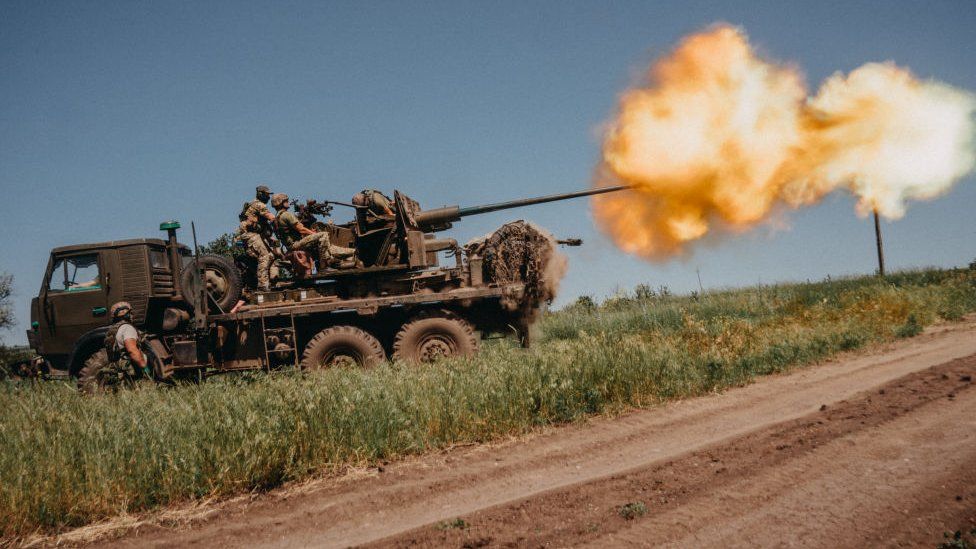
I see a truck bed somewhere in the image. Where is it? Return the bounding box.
[208,283,525,322]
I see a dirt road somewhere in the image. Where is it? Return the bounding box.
[94,320,976,548]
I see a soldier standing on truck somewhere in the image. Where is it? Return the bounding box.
[236,184,278,291]
[271,193,358,272]
[104,301,149,378]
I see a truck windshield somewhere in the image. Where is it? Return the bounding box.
[48,254,101,292]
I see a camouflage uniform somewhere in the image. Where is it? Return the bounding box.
[100,302,150,386]
[273,194,356,269]
[353,189,394,217]
[102,323,137,382]
[362,189,393,216]
[235,197,275,290]
[292,232,348,265]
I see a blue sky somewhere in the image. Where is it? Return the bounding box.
[2,0,975,344]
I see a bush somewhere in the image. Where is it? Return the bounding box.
[895,314,922,338]
[618,501,648,520]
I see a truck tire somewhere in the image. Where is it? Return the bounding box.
[300,326,386,369]
[392,311,479,363]
[2,357,45,380]
[181,254,242,313]
[77,350,133,394]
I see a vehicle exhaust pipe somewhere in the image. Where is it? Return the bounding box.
[160,221,184,301]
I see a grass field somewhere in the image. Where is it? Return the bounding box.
[1,268,974,538]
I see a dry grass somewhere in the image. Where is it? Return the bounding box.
[1,268,974,539]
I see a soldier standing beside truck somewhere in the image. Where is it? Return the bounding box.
[235,185,278,291]
[105,301,147,372]
[78,301,150,391]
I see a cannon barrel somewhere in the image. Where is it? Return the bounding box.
[414,185,628,228]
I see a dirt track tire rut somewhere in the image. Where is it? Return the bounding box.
[383,354,976,548]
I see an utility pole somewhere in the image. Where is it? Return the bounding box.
[873,210,885,277]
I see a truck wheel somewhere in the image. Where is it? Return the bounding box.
[300,326,386,369]
[392,311,479,363]
[181,254,243,312]
[3,357,45,380]
[77,350,133,394]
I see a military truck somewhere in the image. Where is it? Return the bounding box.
[25,186,625,390]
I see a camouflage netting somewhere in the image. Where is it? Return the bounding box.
[467,220,567,314]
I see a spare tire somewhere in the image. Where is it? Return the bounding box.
[181,254,242,313]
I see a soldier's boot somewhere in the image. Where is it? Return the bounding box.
[327,245,358,269]
[330,245,356,259]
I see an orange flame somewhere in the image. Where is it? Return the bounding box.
[595,25,976,260]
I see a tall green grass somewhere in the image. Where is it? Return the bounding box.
[1,268,974,537]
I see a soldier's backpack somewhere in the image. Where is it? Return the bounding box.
[103,322,124,362]
[240,200,272,236]
[239,201,253,222]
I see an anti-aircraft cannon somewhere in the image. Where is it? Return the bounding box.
[288,185,628,278]
[27,185,628,390]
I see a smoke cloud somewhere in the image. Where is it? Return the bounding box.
[594,25,976,260]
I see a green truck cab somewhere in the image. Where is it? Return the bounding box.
[28,237,188,376]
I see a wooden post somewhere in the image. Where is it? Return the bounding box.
[873,210,885,277]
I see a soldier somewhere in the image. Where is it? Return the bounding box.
[235,184,278,291]
[352,188,395,217]
[104,301,149,378]
[271,193,357,271]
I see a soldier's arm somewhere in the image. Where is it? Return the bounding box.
[123,338,147,369]
[252,202,275,223]
[374,193,394,215]
[294,221,316,237]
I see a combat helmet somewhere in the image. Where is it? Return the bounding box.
[110,301,132,321]
[271,193,289,209]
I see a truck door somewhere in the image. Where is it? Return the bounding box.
[38,252,110,356]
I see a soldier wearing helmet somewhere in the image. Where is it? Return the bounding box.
[104,301,148,375]
[235,184,279,291]
[352,189,394,217]
[271,193,357,271]
[351,189,395,231]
